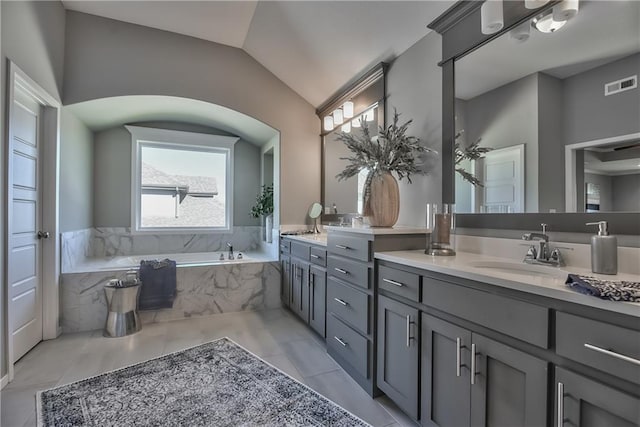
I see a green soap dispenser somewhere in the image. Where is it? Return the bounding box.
[586,221,618,275]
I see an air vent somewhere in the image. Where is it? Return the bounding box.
[604,75,637,96]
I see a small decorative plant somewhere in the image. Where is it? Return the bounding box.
[249,184,274,218]
[336,109,436,217]
[454,130,493,187]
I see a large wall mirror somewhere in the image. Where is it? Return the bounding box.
[453,0,639,215]
[320,64,386,216]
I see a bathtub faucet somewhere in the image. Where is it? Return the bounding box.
[227,242,234,260]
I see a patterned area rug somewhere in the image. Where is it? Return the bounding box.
[37,337,369,426]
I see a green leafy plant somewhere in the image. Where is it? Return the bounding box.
[249,184,274,218]
[335,109,436,212]
[454,130,493,187]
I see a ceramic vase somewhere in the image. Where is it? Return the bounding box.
[367,172,400,227]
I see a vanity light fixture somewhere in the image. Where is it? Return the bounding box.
[343,101,354,119]
[553,0,579,21]
[364,108,375,122]
[352,116,362,128]
[525,0,549,9]
[510,20,531,42]
[323,115,335,131]
[481,0,504,35]
[532,9,567,33]
[341,122,351,133]
[333,108,344,125]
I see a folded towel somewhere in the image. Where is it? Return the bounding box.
[565,274,640,302]
[139,259,177,310]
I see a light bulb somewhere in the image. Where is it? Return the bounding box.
[333,109,344,125]
[323,116,334,131]
[341,122,351,133]
[343,101,354,119]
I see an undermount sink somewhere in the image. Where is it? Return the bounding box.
[468,261,567,279]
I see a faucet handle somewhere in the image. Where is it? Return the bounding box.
[550,248,565,267]
[523,245,537,261]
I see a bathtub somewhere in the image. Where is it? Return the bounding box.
[97,251,265,270]
[60,250,281,333]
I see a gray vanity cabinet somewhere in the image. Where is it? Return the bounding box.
[377,294,419,420]
[555,367,640,427]
[421,314,547,427]
[290,258,310,322]
[280,241,291,308]
[309,265,326,337]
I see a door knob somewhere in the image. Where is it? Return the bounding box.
[37,231,50,239]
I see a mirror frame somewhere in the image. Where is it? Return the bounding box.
[429,1,640,235]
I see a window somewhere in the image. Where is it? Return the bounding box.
[127,126,238,233]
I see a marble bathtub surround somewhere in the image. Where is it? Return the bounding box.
[61,260,281,333]
[61,226,264,273]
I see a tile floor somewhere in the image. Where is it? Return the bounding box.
[1,308,418,427]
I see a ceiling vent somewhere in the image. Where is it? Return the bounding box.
[604,75,637,96]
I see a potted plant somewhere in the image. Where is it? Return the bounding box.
[336,109,435,227]
[250,184,274,242]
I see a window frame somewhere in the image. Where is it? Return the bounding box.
[127,125,238,234]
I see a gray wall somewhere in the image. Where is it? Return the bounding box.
[60,109,94,232]
[564,53,640,145]
[537,73,565,213]
[1,0,66,379]
[63,11,319,226]
[385,31,442,226]
[93,122,261,227]
[463,74,539,212]
[612,174,640,212]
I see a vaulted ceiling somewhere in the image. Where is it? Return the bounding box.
[61,1,454,107]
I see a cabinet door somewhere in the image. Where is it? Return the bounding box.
[470,334,547,427]
[309,265,326,337]
[377,295,419,419]
[556,367,640,427]
[421,314,472,427]
[280,254,291,308]
[291,260,309,322]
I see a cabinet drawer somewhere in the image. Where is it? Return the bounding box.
[556,312,640,385]
[327,255,370,289]
[310,246,327,267]
[327,313,369,379]
[378,264,420,302]
[291,241,310,261]
[279,239,291,254]
[327,234,370,262]
[422,276,549,348]
[327,277,369,335]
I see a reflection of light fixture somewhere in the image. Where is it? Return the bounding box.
[352,116,361,128]
[532,10,566,33]
[333,108,344,125]
[364,108,375,122]
[481,0,504,35]
[509,21,530,42]
[341,122,351,133]
[323,116,334,131]
[553,0,579,21]
[343,101,354,119]
[525,0,549,9]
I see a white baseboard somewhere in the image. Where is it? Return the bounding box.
[1,374,8,389]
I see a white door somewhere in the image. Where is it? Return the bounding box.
[8,85,44,362]
[478,144,525,213]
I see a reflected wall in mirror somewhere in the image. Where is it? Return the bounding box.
[324,105,382,214]
[454,0,640,214]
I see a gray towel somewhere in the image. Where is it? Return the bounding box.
[565,274,640,302]
[139,259,177,310]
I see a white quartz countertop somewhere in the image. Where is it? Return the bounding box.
[375,250,640,318]
[282,233,328,246]
[324,225,430,235]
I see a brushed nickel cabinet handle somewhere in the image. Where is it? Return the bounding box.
[334,336,347,347]
[471,343,477,385]
[406,315,415,347]
[333,297,348,306]
[335,244,350,250]
[311,254,320,259]
[584,343,640,366]
[557,382,564,427]
[383,278,404,287]
[456,337,461,377]
[334,267,349,275]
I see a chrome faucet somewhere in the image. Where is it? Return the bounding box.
[227,242,234,260]
[521,224,565,267]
